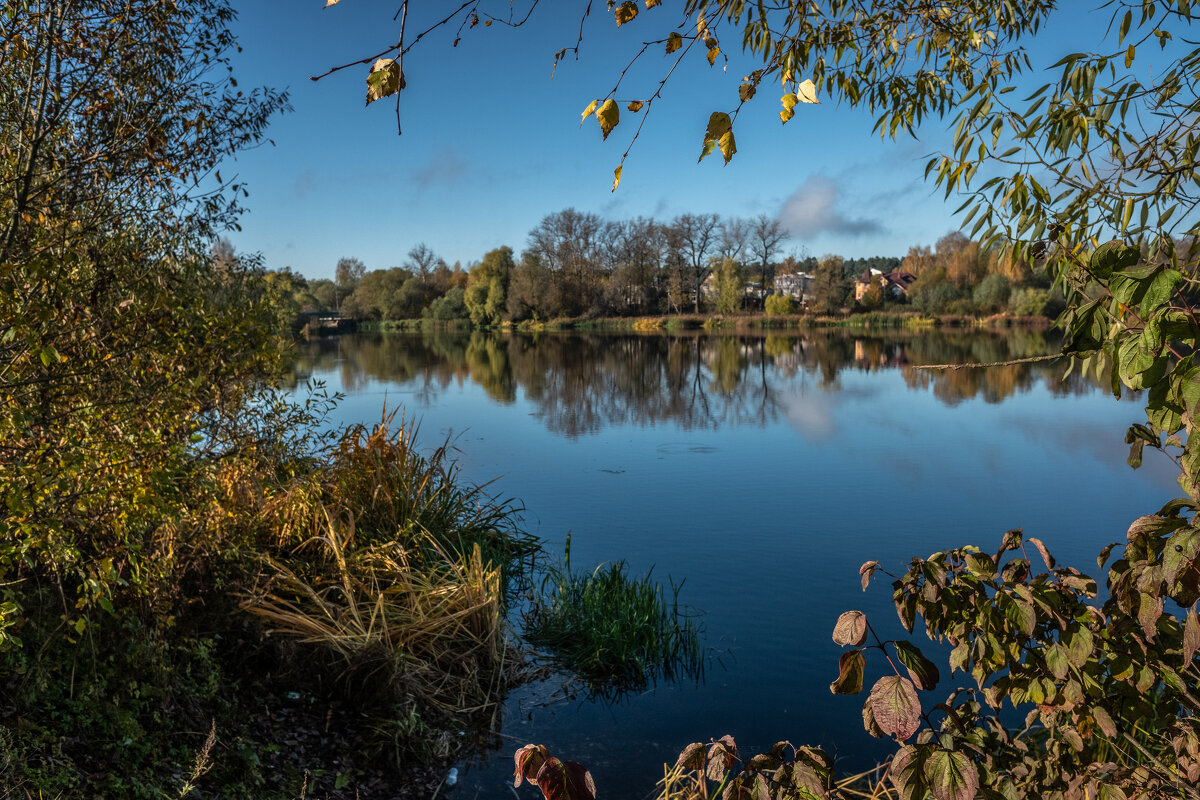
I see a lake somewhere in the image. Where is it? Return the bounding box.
[289,328,1176,799]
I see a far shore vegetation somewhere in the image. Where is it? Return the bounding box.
[265,218,1067,338]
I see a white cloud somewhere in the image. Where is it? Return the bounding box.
[777,175,884,239]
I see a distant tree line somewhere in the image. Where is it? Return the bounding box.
[257,211,1072,327]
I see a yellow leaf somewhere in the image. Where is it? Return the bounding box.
[612,164,623,192]
[796,78,819,103]
[627,101,645,112]
[645,0,661,7]
[666,32,683,54]
[596,98,619,140]
[707,46,720,66]
[614,1,638,26]
[365,58,404,106]
[1125,44,1135,68]
[780,108,795,124]
[781,93,799,112]
[580,99,600,126]
[738,83,755,102]
[324,0,341,6]
[699,111,732,162]
[718,130,736,164]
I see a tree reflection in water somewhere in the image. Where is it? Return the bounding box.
[288,328,1121,437]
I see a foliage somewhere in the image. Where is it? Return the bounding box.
[465,246,515,325]
[809,256,851,315]
[524,538,703,694]
[713,256,745,314]
[513,744,597,800]
[0,0,288,646]
[971,274,1012,313]
[764,292,796,317]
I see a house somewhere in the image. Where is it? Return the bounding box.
[773,271,813,301]
[854,269,916,301]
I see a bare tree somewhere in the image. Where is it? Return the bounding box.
[749,214,787,293]
[405,242,438,283]
[717,217,749,263]
[671,213,720,313]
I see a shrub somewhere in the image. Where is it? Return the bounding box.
[765,292,796,316]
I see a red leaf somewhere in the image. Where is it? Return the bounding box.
[869,676,922,741]
[514,744,550,787]
[535,757,596,800]
[860,561,879,591]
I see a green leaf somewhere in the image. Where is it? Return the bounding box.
[1089,241,1140,280]
[1004,594,1036,636]
[1045,643,1070,680]
[894,641,940,690]
[923,749,979,800]
[1117,335,1167,390]
[830,649,865,694]
[965,553,997,579]
[869,676,922,741]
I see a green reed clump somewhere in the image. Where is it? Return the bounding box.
[524,539,703,691]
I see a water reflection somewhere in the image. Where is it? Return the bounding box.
[289,329,1112,437]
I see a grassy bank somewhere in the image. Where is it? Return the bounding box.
[3,412,538,798]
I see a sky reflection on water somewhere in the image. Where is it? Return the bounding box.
[291,329,1175,799]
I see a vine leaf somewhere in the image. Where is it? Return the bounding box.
[923,749,979,800]
[869,676,922,741]
[365,58,404,106]
[832,610,868,646]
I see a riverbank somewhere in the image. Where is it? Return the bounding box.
[353,310,1053,335]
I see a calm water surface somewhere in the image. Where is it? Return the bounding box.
[290,329,1175,799]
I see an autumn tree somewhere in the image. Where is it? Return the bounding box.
[0,0,287,638]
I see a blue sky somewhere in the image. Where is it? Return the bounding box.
[224,2,1092,281]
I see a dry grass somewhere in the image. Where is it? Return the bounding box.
[241,511,509,714]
